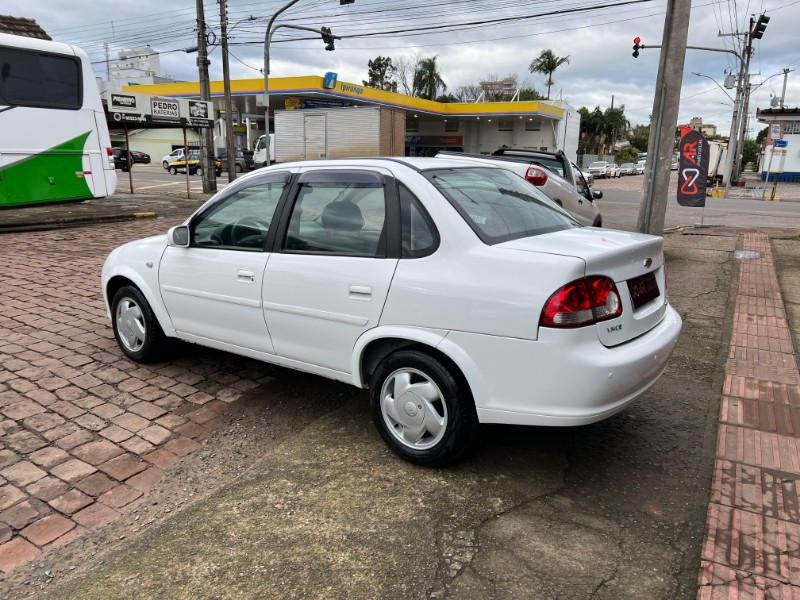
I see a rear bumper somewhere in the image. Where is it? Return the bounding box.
[445,305,682,426]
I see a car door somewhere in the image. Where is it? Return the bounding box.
[158,171,290,354]
[262,167,399,373]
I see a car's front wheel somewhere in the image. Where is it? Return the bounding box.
[162,160,169,169]
[111,285,168,363]
[370,349,478,467]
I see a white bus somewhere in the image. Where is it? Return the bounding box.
[0,33,117,207]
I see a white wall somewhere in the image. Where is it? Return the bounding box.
[409,116,556,153]
[761,133,800,180]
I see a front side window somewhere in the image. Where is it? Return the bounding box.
[426,167,579,245]
[0,48,81,109]
[192,174,288,249]
[283,171,387,257]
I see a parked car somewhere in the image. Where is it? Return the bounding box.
[161,148,201,169]
[130,150,151,164]
[436,149,603,227]
[102,157,682,466]
[619,163,637,176]
[218,149,251,173]
[587,161,610,179]
[162,148,185,169]
[167,153,221,177]
[111,148,129,172]
[605,163,622,178]
[635,161,646,175]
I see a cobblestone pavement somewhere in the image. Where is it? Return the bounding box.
[0,220,276,574]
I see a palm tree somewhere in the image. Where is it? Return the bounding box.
[412,56,446,100]
[528,50,571,99]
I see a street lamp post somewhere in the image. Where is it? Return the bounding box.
[262,0,348,144]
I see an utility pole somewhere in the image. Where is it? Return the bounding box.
[733,17,756,179]
[219,0,237,182]
[196,0,217,193]
[780,68,791,108]
[722,56,745,189]
[637,0,692,235]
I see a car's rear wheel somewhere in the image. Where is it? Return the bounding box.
[235,164,242,173]
[111,286,168,363]
[169,166,177,175]
[370,349,478,467]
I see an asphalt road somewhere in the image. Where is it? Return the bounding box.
[588,189,800,230]
[115,164,236,196]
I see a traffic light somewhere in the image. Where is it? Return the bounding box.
[752,14,770,39]
[632,37,641,58]
[321,26,335,51]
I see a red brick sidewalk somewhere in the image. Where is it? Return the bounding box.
[0,222,274,574]
[698,232,800,599]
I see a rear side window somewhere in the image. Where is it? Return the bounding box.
[426,167,579,245]
[398,184,438,258]
[0,47,81,109]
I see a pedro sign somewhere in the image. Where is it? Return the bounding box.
[677,127,709,207]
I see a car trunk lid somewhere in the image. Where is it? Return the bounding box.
[498,228,668,346]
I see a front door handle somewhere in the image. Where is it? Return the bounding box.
[237,269,255,283]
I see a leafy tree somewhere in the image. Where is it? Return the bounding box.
[629,124,650,153]
[603,106,630,148]
[616,146,640,164]
[528,50,570,99]
[518,88,544,101]
[363,56,397,91]
[412,56,447,100]
[742,139,760,170]
[756,126,768,145]
[436,93,457,103]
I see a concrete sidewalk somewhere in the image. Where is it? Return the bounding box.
[0,193,209,232]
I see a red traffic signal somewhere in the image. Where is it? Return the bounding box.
[632,37,642,58]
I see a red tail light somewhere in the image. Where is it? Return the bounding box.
[540,276,622,328]
[525,166,548,187]
[106,147,113,156]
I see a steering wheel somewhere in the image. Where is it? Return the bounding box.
[231,217,270,247]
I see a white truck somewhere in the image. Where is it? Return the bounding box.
[273,106,405,163]
[253,133,274,168]
[436,148,604,227]
[707,140,728,185]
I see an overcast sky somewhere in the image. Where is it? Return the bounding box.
[5,0,800,136]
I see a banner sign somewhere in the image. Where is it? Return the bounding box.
[284,97,353,110]
[405,136,464,146]
[108,92,213,128]
[677,127,709,207]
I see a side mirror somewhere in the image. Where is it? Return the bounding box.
[592,190,603,200]
[167,225,190,247]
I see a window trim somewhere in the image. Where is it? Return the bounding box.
[271,169,398,259]
[188,171,292,252]
[0,46,83,110]
[397,182,440,259]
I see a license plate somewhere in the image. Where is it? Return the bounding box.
[628,271,659,309]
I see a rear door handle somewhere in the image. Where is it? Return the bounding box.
[349,285,372,301]
[238,269,256,283]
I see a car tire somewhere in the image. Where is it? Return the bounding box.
[195,166,202,176]
[370,349,478,467]
[169,166,177,175]
[162,161,169,169]
[111,285,168,363]
[592,216,603,227]
[235,164,242,173]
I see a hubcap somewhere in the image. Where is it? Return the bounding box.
[380,368,447,450]
[115,298,146,352]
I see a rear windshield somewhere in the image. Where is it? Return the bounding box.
[589,162,607,168]
[425,167,580,245]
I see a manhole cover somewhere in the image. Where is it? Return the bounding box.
[734,250,762,260]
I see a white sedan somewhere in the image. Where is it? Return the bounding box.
[102,158,682,466]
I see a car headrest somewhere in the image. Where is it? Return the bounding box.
[321,201,364,231]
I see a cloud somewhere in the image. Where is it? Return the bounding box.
[6,0,799,136]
